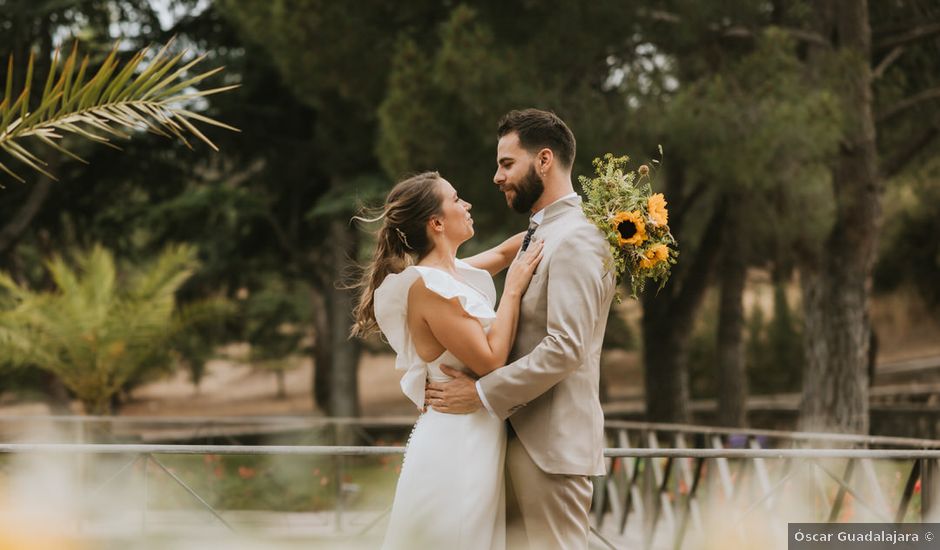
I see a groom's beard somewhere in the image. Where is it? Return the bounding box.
[507,165,545,214]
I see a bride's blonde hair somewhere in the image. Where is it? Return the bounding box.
[350,171,443,338]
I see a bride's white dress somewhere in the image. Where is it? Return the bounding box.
[374,259,506,550]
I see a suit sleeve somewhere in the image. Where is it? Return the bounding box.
[477,226,613,420]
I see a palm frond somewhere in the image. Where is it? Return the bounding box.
[0,243,230,413]
[128,243,199,300]
[0,39,240,183]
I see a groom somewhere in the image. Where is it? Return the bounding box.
[426,108,616,548]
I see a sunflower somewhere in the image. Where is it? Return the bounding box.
[639,243,670,269]
[610,210,647,246]
[647,193,668,227]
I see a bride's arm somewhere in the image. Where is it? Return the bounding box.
[412,241,543,377]
[463,231,526,276]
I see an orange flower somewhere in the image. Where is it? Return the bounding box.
[639,244,669,269]
[647,193,668,227]
[610,211,647,246]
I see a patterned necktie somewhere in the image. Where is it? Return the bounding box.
[521,224,537,251]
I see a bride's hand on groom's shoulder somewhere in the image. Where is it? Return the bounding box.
[425,365,482,414]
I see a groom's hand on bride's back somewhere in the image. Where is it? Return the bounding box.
[425,365,482,414]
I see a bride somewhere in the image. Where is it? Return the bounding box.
[351,171,543,549]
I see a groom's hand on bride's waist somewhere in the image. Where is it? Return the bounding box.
[424,365,482,414]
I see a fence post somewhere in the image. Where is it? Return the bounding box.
[922,458,936,520]
[143,454,150,534]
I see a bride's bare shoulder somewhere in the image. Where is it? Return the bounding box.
[406,275,469,318]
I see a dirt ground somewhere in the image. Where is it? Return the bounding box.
[1,282,937,419]
[122,347,642,418]
[0,347,642,419]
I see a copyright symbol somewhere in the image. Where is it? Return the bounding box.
[926,531,934,542]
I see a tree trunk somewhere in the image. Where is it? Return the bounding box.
[80,398,114,442]
[41,371,72,414]
[311,289,332,412]
[326,217,362,418]
[84,395,112,417]
[642,190,727,423]
[276,369,286,399]
[799,0,880,434]
[642,315,692,423]
[716,208,748,428]
[770,265,801,392]
[0,169,55,258]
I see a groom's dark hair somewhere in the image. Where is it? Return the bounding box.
[497,109,576,168]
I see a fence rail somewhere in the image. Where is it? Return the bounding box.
[4,416,940,548]
[7,414,940,447]
[5,443,940,459]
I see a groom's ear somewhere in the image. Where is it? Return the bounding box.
[537,148,554,175]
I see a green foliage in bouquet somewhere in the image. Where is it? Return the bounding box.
[580,152,678,299]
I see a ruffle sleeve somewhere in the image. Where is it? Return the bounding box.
[374,265,497,409]
[455,258,497,308]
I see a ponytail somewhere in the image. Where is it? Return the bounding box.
[350,171,442,338]
[351,223,412,337]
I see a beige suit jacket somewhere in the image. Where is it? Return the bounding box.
[478,195,616,476]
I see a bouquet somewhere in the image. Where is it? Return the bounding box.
[580,151,678,299]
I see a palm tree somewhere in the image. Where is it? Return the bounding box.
[0,39,238,182]
[0,244,229,415]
